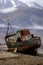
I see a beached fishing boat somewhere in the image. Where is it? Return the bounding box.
[5,23,41,55]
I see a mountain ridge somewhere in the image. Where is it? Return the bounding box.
[0,0,43,12]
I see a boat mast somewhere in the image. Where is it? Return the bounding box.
[6,23,15,35]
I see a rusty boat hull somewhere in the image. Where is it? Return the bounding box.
[6,38,41,55]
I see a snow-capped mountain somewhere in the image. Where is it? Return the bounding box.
[0,0,43,13]
[0,5,43,31]
[0,0,43,31]
[18,0,43,8]
[0,0,43,9]
[0,0,27,9]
